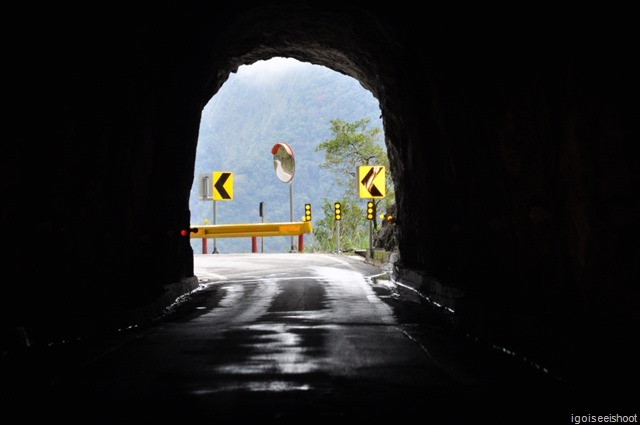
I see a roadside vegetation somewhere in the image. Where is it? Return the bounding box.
[308,118,395,252]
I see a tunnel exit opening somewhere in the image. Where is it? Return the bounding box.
[190,57,395,255]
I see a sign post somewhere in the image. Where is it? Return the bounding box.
[211,171,234,254]
[358,165,386,259]
[271,142,296,252]
[334,202,342,254]
[212,200,218,253]
[198,173,213,253]
[366,200,375,259]
[260,201,265,253]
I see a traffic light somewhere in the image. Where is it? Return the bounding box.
[304,203,311,222]
[334,202,342,221]
[366,201,375,220]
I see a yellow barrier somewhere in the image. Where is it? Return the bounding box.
[190,221,312,238]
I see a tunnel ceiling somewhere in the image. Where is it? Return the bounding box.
[198,3,389,89]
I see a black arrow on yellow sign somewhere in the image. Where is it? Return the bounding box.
[360,166,384,197]
[214,172,232,200]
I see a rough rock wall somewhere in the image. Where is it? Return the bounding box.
[392,46,639,382]
[384,17,639,383]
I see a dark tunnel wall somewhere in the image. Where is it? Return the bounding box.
[392,47,639,383]
[4,2,638,386]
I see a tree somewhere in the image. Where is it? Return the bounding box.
[315,118,388,190]
[309,118,394,252]
[316,118,394,224]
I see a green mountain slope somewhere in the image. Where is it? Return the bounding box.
[189,58,384,253]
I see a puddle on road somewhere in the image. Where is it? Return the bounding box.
[198,321,329,395]
[215,323,320,375]
[191,381,311,395]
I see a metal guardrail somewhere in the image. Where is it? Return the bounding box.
[189,221,312,239]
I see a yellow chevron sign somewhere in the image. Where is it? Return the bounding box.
[213,171,233,200]
[358,165,385,198]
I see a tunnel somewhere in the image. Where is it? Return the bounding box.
[4,1,638,394]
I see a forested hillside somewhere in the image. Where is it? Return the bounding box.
[189,58,384,253]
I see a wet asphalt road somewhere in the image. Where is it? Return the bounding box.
[4,253,630,424]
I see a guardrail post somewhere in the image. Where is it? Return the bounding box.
[298,234,304,252]
[252,236,258,253]
[202,238,208,254]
